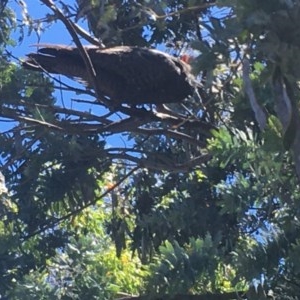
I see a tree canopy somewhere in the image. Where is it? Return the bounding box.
[1,0,300,299]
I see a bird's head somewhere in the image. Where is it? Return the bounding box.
[180,54,192,64]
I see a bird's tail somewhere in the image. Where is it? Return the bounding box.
[22,46,85,78]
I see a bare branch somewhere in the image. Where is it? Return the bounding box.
[72,22,104,47]
[272,75,292,131]
[133,128,207,147]
[108,152,211,172]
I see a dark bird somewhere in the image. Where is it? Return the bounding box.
[23,45,198,106]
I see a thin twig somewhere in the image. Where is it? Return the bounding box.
[72,22,104,47]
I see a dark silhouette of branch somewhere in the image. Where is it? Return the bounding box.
[1,102,211,148]
[72,22,104,47]
[132,128,207,147]
[119,2,216,33]
[0,0,8,14]
[108,152,211,172]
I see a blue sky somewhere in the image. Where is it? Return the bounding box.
[10,1,74,54]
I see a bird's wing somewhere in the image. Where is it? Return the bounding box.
[88,47,188,88]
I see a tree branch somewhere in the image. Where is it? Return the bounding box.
[272,72,300,180]
[108,152,211,172]
[243,58,267,130]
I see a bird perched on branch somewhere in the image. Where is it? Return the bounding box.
[23,45,198,106]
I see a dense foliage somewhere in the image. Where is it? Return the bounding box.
[1,0,300,299]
